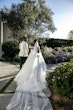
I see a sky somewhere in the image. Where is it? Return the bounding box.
[0,0,73,39]
[46,0,73,39]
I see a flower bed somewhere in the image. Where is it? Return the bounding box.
[46,62,73,109]
[42,46,73,64]
[49,85,73,110]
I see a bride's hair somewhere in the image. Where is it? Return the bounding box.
[34,39,37,44]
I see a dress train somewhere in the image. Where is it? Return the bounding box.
[6,42,53,110]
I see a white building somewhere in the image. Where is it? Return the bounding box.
[0,20,12,59]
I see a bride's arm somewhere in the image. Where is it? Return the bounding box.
[28,46,33,55]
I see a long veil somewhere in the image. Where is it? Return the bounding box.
[6,42,53,110]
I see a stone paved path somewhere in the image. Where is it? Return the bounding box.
[0,61,59,110]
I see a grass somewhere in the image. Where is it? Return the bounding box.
[0,77,14,93]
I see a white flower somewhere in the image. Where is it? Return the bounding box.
[53,76,55,79]
[65,76,67,78]
[70,69,72,72]
[57,77,60,79]
[52,79,55,81]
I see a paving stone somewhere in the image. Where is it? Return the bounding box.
[47,64,58,70]
[0,94,13,110]
[5,81,17,92]
[0,79,10,91]
[0,61,19,78]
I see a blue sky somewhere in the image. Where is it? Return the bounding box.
[0,0,22,8]
[46,0,73,39]
[0,0,73,39]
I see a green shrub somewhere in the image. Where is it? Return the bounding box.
[2,41,19,61]
[13,55,20,62]
[55,100,73,110]
[46,63,73,99]
[67,48,72,52]
[70,58,73,63]
[55,100,65,107]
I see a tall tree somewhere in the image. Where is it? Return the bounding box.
[1,0,56,39]
[68,30,73,40]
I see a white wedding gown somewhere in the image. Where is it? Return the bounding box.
[6,42,53,110]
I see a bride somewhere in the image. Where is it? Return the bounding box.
[6,39,53,110]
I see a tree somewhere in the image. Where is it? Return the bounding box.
[68,30,73,40]
[1,0,56,39]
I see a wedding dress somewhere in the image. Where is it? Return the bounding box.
[6,41,53,110]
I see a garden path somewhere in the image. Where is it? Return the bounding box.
[0,61,59,110]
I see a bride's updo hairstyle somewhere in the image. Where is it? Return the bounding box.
[34,39,37,45]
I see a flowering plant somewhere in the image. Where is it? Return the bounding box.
[42,46,72,63]
[46,63,73,99]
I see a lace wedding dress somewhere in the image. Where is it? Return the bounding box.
[6,41,53,110]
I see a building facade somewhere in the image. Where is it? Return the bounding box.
[0,20,12,59]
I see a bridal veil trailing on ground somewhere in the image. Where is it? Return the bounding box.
[6,41,53,110]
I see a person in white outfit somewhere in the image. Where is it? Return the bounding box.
[19,37,28,69]
[6,39,53,110]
